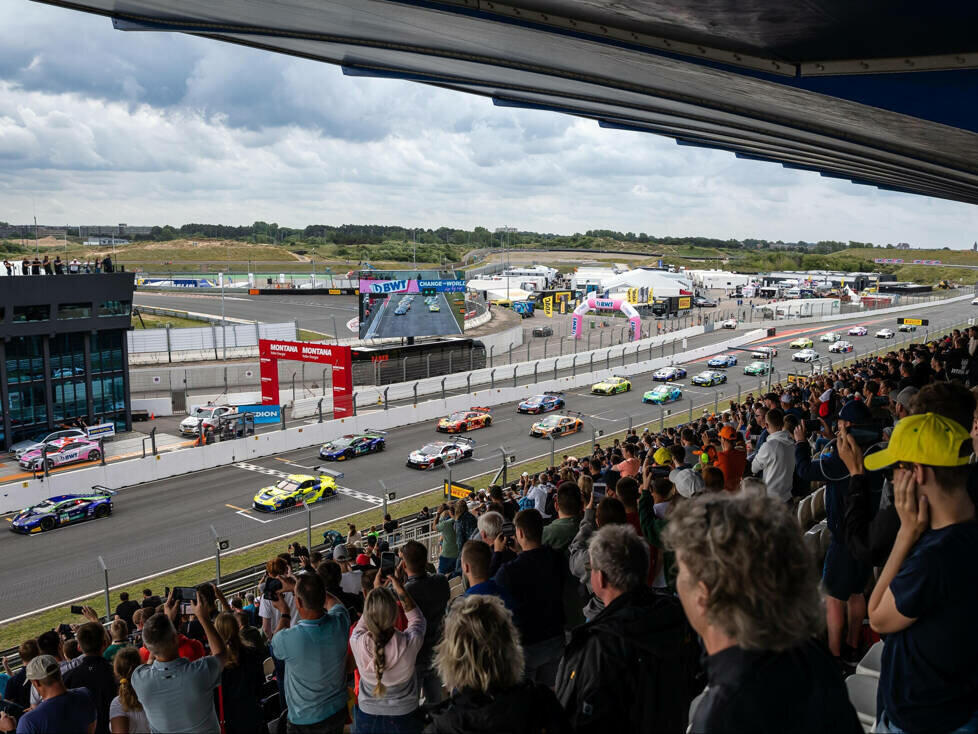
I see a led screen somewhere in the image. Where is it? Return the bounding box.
[358,270,467,339]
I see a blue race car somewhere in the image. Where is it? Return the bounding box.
[517,392,565,414]
[9,486,115,534]
[319,432,386,460]
[707,354,738,368]
[643,385,683,404]
[692,370,728,386]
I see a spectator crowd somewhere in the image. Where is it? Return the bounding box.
[2,255,114,276]
[0,325,976,733]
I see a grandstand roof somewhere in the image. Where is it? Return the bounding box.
[31,0,978,206]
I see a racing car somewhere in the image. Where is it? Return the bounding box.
[720,319,738,329]
[319,432,386,460]
[406,437,474,469]
[591,376,631,395]
[517,392,565,414]
[692,370,727,386]
[828,340,854,354]
[18,437,103,471]
[792,348,820,363]
[253,470,338,512]
[750,346,778,359]
[848,326,868,336]
[875,328,895,339]
[652,366,687,382]
[707,354,738,368]
[820,332,841,343]
[790,337,814,349]
[898,323,917,332]
[529,414,584,437]
[428,303,440,312]
[10,428,89,459]
[437,407,492,432]
[744,361,771,376]
[9,486,115,534]
[643,384,682,404]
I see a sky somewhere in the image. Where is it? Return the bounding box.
[1,2,976,248]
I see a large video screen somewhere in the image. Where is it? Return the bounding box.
[358,270,467,339]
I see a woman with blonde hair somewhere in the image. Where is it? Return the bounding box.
[425,595,568,733]
[350,571,426,734]
[109,647,150,734]
[577,473,594,507]
[213,612,264,733]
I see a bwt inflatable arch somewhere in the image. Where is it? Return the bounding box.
[571,294,641,341]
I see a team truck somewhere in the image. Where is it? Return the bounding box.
[650,296,693,319]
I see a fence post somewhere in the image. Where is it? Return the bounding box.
[165,325,172,364]
[553,359,558,381]
[210,526,222,585]
[413,382,418,404]
[688,400,693,421]
[533,362,538,383]
[489,346,494,368]
[466,374,471,394]
[151,427,158,455]
[402,357,408,383]
[352,393,358,416]
[543,339,548,360]
[306,505,313,553]
[490,369,496,389]
[441,378,447,400]
[508,343,514,365]
[98,556,110,622]
[526,341,530,362]
[572,354,577,377]
[590,353,594,373]
[512,366,518,388]
[317,398,324,423]
[659,406,665,431]
[559,337,563,356]
[448,351,453,375]
[606,349,610,370]
[383,386,390,410]
[426,354,432,378]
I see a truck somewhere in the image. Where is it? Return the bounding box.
[651,296,693,319]
[511,301,535,318]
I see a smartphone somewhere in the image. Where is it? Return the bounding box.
[380,551,396,578]
[803,418,822,433]
[592,483,607,502]
[70,605,84,615]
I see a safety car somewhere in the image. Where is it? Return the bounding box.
[848,326,868,336]
[790,337,814,349]
[9,487,115,534]
[652,366,687,382]
[10,428,89,459]
[875,328,895,339]
[750,346,778,359]
[691,370,727,386]
[253,470,338,512]
[707,354,738,368]
[642,384,682,404]
[406,438,474,469]
[744,361,771,376]
[517,392,565,414]
[528,414,584,437]
[180,405,236,436]
[319,432,386,460]
[828,340,854,353]
[437,407,492,432]
[590,376,631,395]
[792,348,820,363]
[18,437,103,471]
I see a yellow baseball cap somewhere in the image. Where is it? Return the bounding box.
[653,447,672,465]
[863,413,972,471]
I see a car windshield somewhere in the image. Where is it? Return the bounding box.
[420,444,443,456]
[525,396,544,404]
[539,416,562,426]
[696,372,713,379]
[191,408,214,418]
[273,479,300,493]
[29,500,56,512]
[327,437,354,448]
[652,386,671,394]
[447,412,467,421]
[751,362,765,368]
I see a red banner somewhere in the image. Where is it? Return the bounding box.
[258,340,354,418]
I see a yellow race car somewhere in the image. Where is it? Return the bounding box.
[590,376,631,395]
[252,471,339,512]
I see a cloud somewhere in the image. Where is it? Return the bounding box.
[0,1,976,248]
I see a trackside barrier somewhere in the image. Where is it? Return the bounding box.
[0,329,763,514]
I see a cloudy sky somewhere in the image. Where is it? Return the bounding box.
[1,2,976,248]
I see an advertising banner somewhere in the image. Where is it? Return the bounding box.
[543,296,553,317]
[237,404,282,424]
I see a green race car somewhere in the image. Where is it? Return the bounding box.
[591,376,631,395]
[743,361,771,376]
[253,471,339,512]
[643,384,682,404]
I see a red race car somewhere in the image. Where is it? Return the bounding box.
[436,407,492,433]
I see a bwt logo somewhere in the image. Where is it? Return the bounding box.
[595,300,615,309]
[370,280,408,293]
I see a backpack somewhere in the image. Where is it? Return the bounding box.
[517,495,536,511]
[322,529,344,548]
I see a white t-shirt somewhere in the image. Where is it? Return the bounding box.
[109,696,151,734]
[526,484,551,518]
[340,569,363,595]
[258,591,299,634]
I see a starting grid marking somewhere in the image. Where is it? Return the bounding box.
[230,462,381,524]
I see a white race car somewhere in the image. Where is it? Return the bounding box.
[406,438,474,469]
[971,297,978,305]
[652,366,687,382]
[828,340,854,353]
[820,332,841,343]
[848,326,868,336]
[898,323,917,332]
[721,319,738,329]
[792,348,820,363]
[751,346,778,359]
[875,328,895,339]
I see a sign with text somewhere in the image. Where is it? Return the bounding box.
[444,480,474,499]
[898,318,928,326]
[237,404,282,424]
[357,270,467,339]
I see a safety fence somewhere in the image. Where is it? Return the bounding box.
[128,321,298,363]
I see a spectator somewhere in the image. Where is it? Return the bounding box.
[750,408,795,503]
[401,540,450,705]
[433,507,458,576]
[131,592,226,733]
[569,497,627,620]
[317,560,363,616]
[2,639,39,708]
[680,428,700,465]
[350,575,426,734]
[113,594,140,630]
[0,655,96,734]
[63,620,115,734]
[102,254,113,273]
[42,256,52,275]
[53,256,64,275]
[241,594,259,628]
[890,386,917,422]
[332,545,363,594]
[139,590,161,611]
[714,425,746,492]
[459,541,513,609]
[36,629,82,686]
[702,465,725,493]
[557,525,693,733]
[668,444,704,498]
[452,501,478,553]
[494,509,567,686]
[862,413,978,734]
[541,483,582,552]
[64,640,81,661]
[213,613,264,734]
[664,494,861,734]
[523,474,551,519]
[68,258,81,274]
[613,444,640,478]
[109,647,149,734]
[128,610,146,647]
[347,524,362,546]
[383,514,399,534]
[2,260,12,277]
[102,621,129,662]
[426,595,569,733]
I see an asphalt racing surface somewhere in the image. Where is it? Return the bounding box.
[0,301,972,618]
[361,293,464,339]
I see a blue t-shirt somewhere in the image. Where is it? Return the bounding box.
[881,522,978,734]
[464,579,514,610]
[270,605,350,725]
[16,688,96,734]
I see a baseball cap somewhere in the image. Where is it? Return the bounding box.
[653,447,672,465]
[892,386,918,410]
[864,413,972,471]
[718,425,737,440]
[780,393,792,404]
[26,655,59,681]
[331,545,350,562]
[838,399,872,423]
[521,472,529,477]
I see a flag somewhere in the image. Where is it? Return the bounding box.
[543,296,553,317]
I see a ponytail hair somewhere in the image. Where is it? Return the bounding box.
[362,587,398,698]
[214,612,241,669]
[113,647,143,712]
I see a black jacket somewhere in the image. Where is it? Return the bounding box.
[424,681,569,734]
[555,586,697,734]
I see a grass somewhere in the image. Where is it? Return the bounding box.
[132,313,211,329]
[297,328,330,341]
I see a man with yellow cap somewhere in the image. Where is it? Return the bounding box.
[851,413,978,734]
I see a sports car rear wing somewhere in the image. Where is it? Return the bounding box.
[451,436,476,446]
[543,391,564,396]
[469,406,491,413]
[91,485,117,497]
[313,466,345,480]
[361,429,389,436]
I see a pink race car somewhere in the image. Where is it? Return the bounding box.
[18,437,103,471]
